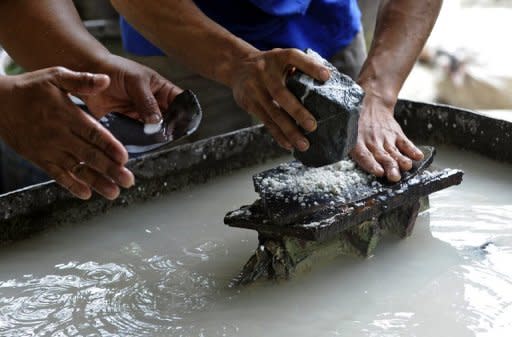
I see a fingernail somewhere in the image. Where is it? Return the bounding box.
[402,159,413,171]
[94,74,110,86]
[118,168,135,188]
[303,118,317,132]
[283,141,293,151]
[373,166,384,176]
[147,113,162,124]
[77,190,92,200]
[390,168,401,181]
[296,139,309,152]
[105,185,120,200]
[320,69,330,82]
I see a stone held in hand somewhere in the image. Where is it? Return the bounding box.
[286,49,364,167]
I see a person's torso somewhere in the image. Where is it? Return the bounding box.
[121,0,361,59]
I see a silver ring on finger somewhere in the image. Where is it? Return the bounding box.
[71,161,86,174]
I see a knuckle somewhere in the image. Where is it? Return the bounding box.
[282,127,301,141]
[73,165,101,190]
[291,106,308,120]
[400,159,413,169]
[266,105,282,120]
[281,49,293,60]
[55,173,73,190]
[103,141,118,157]
[105,166,122,181]
[269,85,288,101]
[142,94,158,109]
[374,149,388,158]
[398,138,413,148]
[86,124,102,144]
[357,150,372,160]
[85,173,101,189]
[367,133,379,144]
[254,59,266,72]
[83,149,98,164]
[375,152,394,165]
[270,111,295,134]
[270,48,283,55]
[49,66,68,78]
[384,159,399,169]
[81,72,96,88]
[72,163,87,176]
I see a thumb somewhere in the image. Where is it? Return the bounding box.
[132,81,162,124]
[49,67,110,95]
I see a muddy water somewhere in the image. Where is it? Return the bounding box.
[0,147,511,337]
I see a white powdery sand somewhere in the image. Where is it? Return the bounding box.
[259,160,373,198]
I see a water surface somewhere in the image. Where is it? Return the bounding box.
[0,147,511,337]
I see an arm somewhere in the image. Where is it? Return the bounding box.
[0,0,107,72]
[0,0,182,198]
[0,0,181,123]
[352,0,443,181]
[111,0,330,152]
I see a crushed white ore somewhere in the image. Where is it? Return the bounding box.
[258,160,373,198]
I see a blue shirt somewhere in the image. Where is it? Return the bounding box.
[120,0,362,59]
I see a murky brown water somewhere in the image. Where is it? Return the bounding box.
[0,147,510,337]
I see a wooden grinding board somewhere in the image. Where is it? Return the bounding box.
[225,146,464,242]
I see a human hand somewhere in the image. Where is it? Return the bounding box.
[82,54,182,123]
[231,48,330,151]
[350,95,424,182]
[0,67,134,200]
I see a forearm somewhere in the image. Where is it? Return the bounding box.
[0,0,110,72]
[110,0,258,87]
[358,0,442,107]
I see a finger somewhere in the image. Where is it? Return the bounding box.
[158,81,183,112]
[48,67,110,95]
[266,81,317,133]
[131,80,163,124]
[65,139,133,189]
[350,143,385,177]
[280,49,330,82]
[396,136,424,161]
[373,148,402,182]
[260,93,310,151]
[44,162,92,200]
[252,103,293,150]
[72,109,129,166]
[71,164,120,200]
[384,142,413,172]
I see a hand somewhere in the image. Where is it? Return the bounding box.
[81,54,182,123]
[350,95,424,182]
[0,67,134,200]
[231,48,330,151]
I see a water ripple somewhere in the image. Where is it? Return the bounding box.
[0,256,229,337]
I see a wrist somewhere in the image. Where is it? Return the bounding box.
[79,47,114,74]
[357,78,398,113]
[214,38,259,88]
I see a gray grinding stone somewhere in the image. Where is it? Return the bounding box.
[286,49,364,167]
